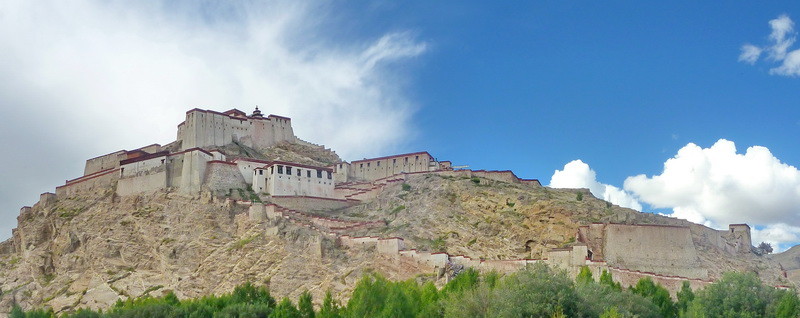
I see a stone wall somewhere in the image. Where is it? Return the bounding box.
[204,161,247,194]
[350,152,436,181]
[601,224,707,279]
[117,170,168,196]
[55,168,120,197]
[84,151,125,176]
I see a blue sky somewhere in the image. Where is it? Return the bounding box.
[1,1,799,250]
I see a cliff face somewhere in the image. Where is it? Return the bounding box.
[0,172,795,315]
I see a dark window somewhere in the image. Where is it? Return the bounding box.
[360,163,363,168]
[377,161,380,167]
[277,165,283,174]
[327,171,332,179]
[270,167,274,174]
[297,169,301,176]
[259,170,263,175]
[286,167,292,175]
[416,155,419,161]
[317,169,322,178]
[307,170,311,178]
[367,163,370,167]
[393,159,396,164]
[404,157,408,164]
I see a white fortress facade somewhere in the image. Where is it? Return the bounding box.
[54,107,462,201]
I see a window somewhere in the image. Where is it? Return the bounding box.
[259,170,263,175]
[277,165,283,174]
[377,161,380,167]
[415,155,419,161]
[286,167,292,175]
[404,157,408,164]
[297,169,301,176]
[360,163,363,168]
[327,171,332,179]
[367,163,371,167]
[307,170,311,178]
[270,167,274,174]
[317,169,322,178]
[393,159,396,164]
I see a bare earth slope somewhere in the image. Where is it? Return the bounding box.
[0,171,794,315]
[0,189,427,315]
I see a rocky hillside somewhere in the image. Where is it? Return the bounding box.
[0,189,426,315]
[341,173,789,283]
[0,169,795,315]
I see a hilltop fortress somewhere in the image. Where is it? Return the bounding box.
[12,107,778,300]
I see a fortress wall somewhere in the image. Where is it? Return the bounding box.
[471,170,520,184]
[333,162,349,184]
[377,238,405,255]
[84,151,125,175]
[120,155,166,177]
[609,267,711,296]
[117,170,167,196]
[351,152,435,181]
[178,150,212,193]
[204,161,247,194]
[56,168,120,197]
[235,160,268,186]
[603,224,707,279]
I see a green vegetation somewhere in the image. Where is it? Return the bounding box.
[390,205,406,215]
[14,266,800,318]
[401,183,412,191]
[470,177,481,184]
[576,192,584,201]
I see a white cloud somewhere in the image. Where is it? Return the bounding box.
[740,14,800,76]
[738,44,762,64]
[768,15,796,60]
[624,139,800,248]
[550,160,643,211]
[752,224,800,252]
[0,1,426,239]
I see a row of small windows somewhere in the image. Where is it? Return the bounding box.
[359,156,431,169]
[258,165,332,179]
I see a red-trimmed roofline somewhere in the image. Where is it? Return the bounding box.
[589,222,690,229]
[268,114,291,121]
[258,161,333,172]
[85,150,126,162]
[58,168,121,188]
[207,160,236,166]
[167,147,214,157]
[352,151,433,164]
[729,223,751,228]
[120,151,169,166]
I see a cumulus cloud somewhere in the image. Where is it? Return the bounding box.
[624,139,800,250]
[740,14,800,76]
[0,0,426,239]
[550,160,643,211]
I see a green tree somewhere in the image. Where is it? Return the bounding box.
[686,272,776,317]
[489,263,581,318]
[576,266,594,284]
[575,282,660,318]
[271,298,301,318]
[298,291,315,318]
[600,307,622,318]
[630,277,676,318]
[676,281,695,315]
[774,290,800,318]
[318,290,341,318]
[442,285,494,318]
[599,270,621,290]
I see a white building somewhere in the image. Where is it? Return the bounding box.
[253,162,335,198]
